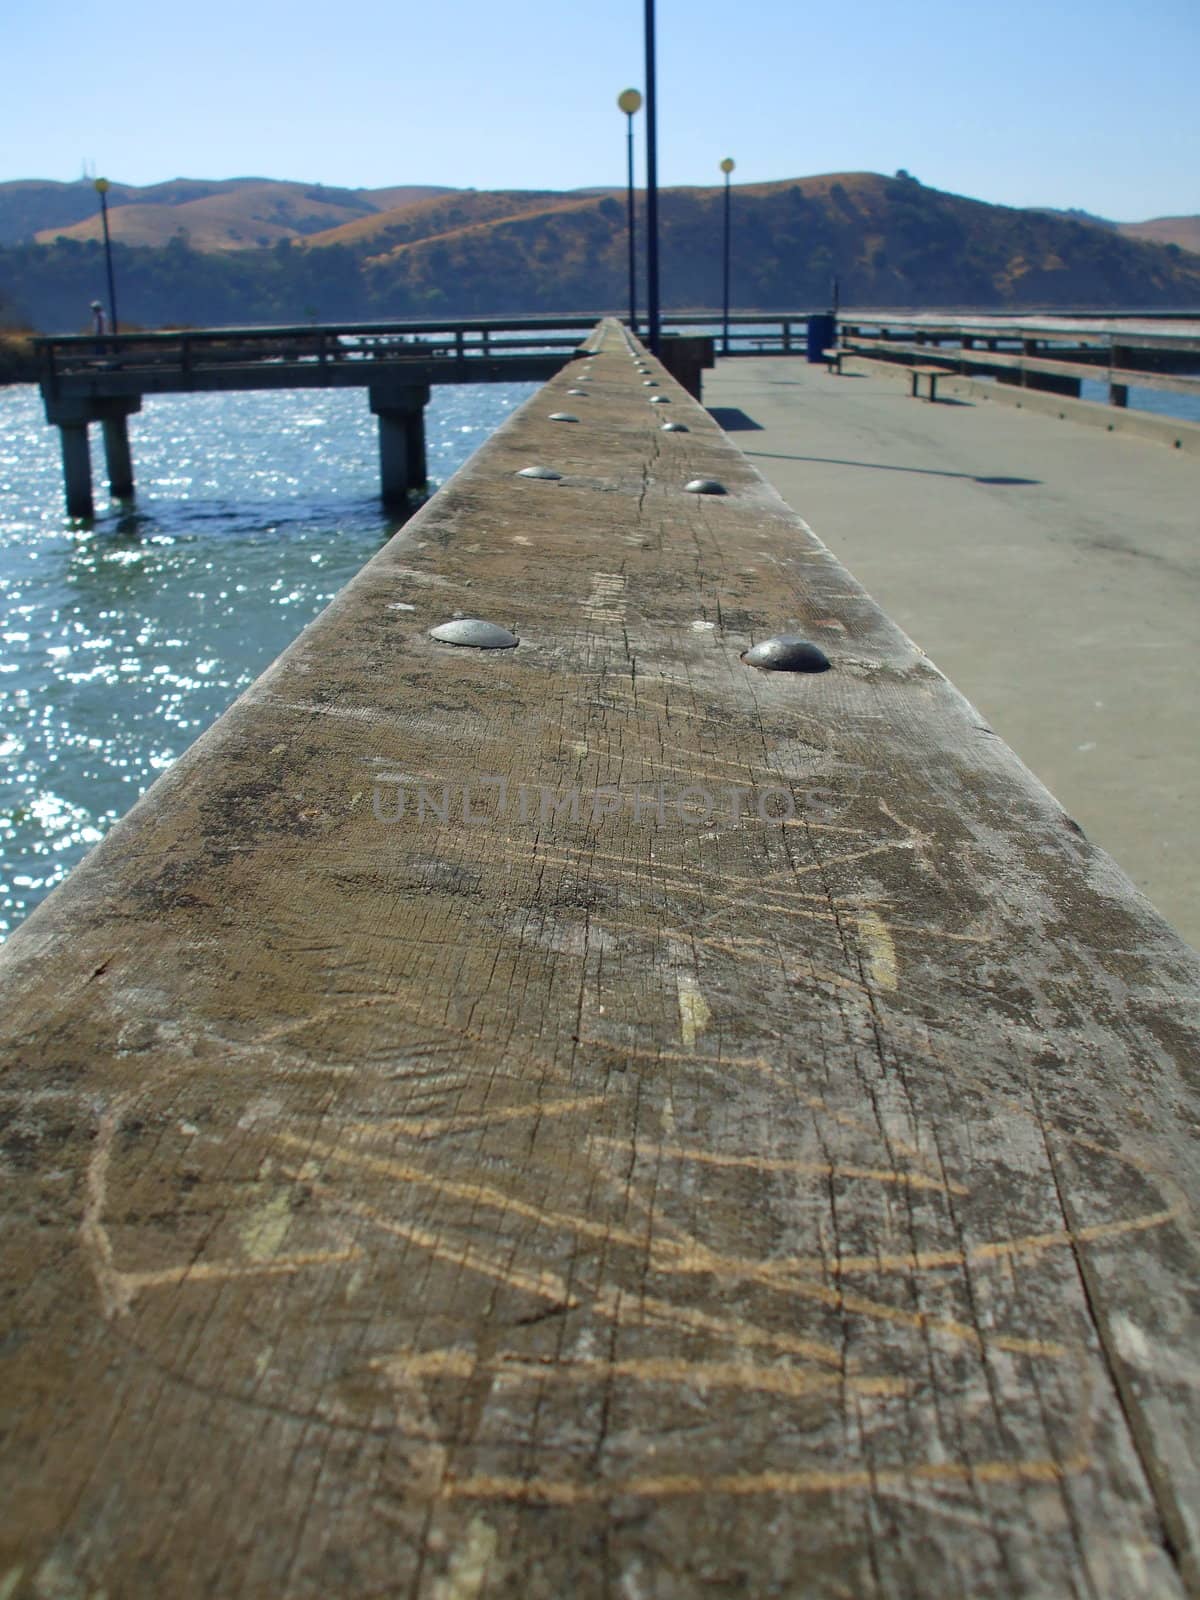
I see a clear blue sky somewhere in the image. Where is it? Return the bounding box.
[4,0,1196,220]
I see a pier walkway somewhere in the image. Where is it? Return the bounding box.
[2,322,1198,1598]
[705,354,1200,947]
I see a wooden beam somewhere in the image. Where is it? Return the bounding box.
[2,320,1199,1598]
[843,338,1200,399]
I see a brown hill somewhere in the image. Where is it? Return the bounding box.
[6,171,1199,325]
[16,178,457,251]
[36,181,379,251]
[1117,216,1200,255]
[304,190,582,254]
[354,171,1200,313]
[360,185,461,214]
[0,179,174,244]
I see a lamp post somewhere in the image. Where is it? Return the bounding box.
[617,89,642,334]
[643,0,660,355]
[94,178,119,335]
[720,157,735,356]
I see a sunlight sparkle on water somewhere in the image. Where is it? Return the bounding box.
[0,380,533,938]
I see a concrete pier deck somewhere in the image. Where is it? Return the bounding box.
[705,356,1200,947]
[1,324,1198,1598]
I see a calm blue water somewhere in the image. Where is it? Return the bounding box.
[0,381,535,940]
[1077,377,1200,424]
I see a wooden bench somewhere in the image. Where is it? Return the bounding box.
[909,363,955,402]
[823,345,849,373]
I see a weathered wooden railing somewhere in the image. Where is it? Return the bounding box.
[34,318,604,389]
[835,313,1200,408]
[2,319,1198,1599]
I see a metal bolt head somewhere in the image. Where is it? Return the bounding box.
[642,379,658,387]
[660,422,689,432]
[684,478,726,494]
[429,618,519,649]
[548,412,580,423]
[649,396,671,405]
[566,388,588,396]
[741,636,831,673]
[517,465,563,480]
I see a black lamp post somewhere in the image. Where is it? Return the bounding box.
[643,0,660,355]
[720,157,735,355]
[94,178,119,335]
[617,88,642,334]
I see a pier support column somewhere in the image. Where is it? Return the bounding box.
[59,424,94,520]
[369,384,431,507]
[404,407,427,492]
[101,413,135,498]
[45,394,141,517]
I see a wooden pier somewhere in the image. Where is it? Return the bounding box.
[2,320,1199,1598]
[833,313,1200,412]
[34,315,713,518]
[36,309,1200,517]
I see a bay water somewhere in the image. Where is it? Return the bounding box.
[0,381,536,940]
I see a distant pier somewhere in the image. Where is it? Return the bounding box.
[34,316,714,518]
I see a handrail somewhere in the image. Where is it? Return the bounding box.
[33,312,1200,386]
[840,336,1200,396]
[5,318,1200,1589]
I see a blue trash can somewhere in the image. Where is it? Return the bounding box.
[807,313,836,364]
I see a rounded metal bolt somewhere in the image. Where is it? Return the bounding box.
[741,636,831,673]
[642,379,658,387]
[548,412,580,423]
[566,388,588,396]
[649,395,671,405]
[684,478,726,494]
[429,619,519,649]
[517,465,563,480]
[660,422,690,433]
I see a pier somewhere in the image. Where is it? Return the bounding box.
[35,315,713,518]
[834,312,1200,419]
[3,319,1199,1598]
[705,347,1200,943]
[35,310,1200,516]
